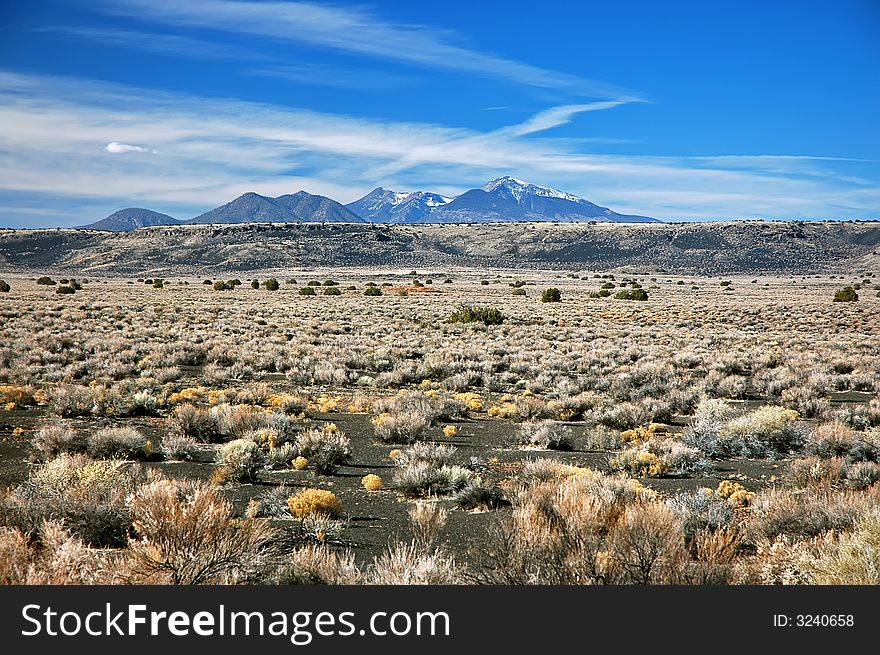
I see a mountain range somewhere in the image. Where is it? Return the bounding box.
[78,177,658,231]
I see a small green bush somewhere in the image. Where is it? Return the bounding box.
[251,280,260,289]
[364,286,382,297]
[264,278,280,291]
[512,288,526,296]
[833,286,858,302]
[213,281,229,291]
[307,280,321,287]
[323,279,337,286]
[323,287,342,296]
[36,276,56,286]
[447,306,505,326]
[541,288,562,303]
[202,279,213,285]
[615,289,649,301]
[0,280,10,293]
[299,286,316,296]
[55,285,76,295]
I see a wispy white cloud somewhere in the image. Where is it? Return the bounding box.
[104,141,158,154]
[35,25,256,60]
[506,102,632,136]
[0,70,876,226]
[96,0,641,100]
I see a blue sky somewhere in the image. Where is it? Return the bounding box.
[0,0,878,227]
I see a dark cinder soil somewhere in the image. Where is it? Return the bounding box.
[0,405,805,567]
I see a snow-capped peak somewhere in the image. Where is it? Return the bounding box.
[482,176,584,203]
[387,190,452,207]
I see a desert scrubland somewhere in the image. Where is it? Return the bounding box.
[1,246,879,585]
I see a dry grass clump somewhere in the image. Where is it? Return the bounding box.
[408,500,448,549]
[362,474,384,491]
[270,543,363,584]
[287,488,343,519]
[126,478,275,584]
[809,510,880,584]
[368,542,461,584]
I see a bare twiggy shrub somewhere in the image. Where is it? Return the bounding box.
[294,424,351,475]
[611,438,711,477]
[475,471,649,585]
[0,454,137,547]
[516,419,573,450]
[394,442,457,468]
[216,439,265,483]
[685,528,742,585]
[409,500,448,549]
[371,410,430,444]
[47,385,94,417]
[0,521,119,584]
[368,542,461,584]
[738,535,821,585]
[167,404,219,442]
[161,433,200,461]
[33,422,88,458]
[0,526,31,584]
[603,503,688,584]
[746,487,875,542]
[89,426,153,460]
[126,478,275,584]
[667,489,736,541]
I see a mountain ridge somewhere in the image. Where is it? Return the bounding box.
[80,177,658,230]
[77,208,181,231]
